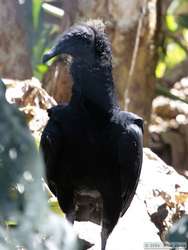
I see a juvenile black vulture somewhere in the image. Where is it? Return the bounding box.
[41,20,143,250]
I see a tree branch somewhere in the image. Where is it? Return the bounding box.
[156,83,188,104]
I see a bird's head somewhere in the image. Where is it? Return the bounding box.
[43,20,112,66]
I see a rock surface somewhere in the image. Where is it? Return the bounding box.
[150,77,188,175]
[3,77,56,139]
[74,149,188,250]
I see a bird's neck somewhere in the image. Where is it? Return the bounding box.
[70,60,119,119]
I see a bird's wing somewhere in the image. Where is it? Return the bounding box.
[40,109,64,194]
[118,123,143,216]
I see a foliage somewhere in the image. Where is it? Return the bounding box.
[31,0,62,80]
[32,0,42,30]
[156,0,188,80]
[48,197,64,216]
[32,0,57,79]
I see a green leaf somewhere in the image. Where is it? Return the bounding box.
[5,220,17,227]
[37,64,49,74]
[165,42,186,68]
[32,0,42,30]
[166,15,178,32]
[48,197,64,217]
[155,61,166,78]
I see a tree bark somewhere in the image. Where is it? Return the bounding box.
[0,0,32,80]
[43,0,162,144]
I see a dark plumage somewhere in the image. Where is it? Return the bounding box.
[40,20,143,250]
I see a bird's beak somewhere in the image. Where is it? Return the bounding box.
[42,30,74,64]
[42,45,62,64]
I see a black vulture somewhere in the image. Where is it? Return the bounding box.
[41,20,143,250]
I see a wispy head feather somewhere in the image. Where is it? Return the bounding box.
[85,19,112,64]
[85,19,105,33]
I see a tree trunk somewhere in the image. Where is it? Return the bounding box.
[0,0,32,80]
[43,0,162,144]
